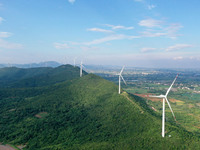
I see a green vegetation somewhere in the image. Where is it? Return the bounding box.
[0,65,86,87]
[0,65,200,149]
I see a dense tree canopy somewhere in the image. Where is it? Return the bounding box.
[0,65,199,149]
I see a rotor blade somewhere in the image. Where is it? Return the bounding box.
[82,64,86,68]
[149,95,164,98]
[119,66,125,75]
[165,74,179,96]
[165,97,176,121]
[120,75,127,85]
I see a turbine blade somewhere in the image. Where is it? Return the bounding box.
[165,97,176,121]
[82,64,86,68]
[165,74,179,96]
[120,75,127,85]
[149,95,163,98]
[119,66,125,75]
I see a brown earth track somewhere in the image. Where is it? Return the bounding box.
[0,145,16,150]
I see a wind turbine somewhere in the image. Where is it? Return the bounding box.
[80,61,83,77]
[150,74,178,137]
[117,66,127,94]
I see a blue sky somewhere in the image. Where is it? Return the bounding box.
[0,0,200,68]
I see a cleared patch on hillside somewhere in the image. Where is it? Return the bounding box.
[0,144,16,150]
[35,112,48,118]
[134,93,162,102]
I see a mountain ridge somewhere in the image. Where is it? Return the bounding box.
[0,65,87,88]
[0,66,199,149]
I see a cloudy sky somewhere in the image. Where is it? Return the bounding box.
[0,0,200,68]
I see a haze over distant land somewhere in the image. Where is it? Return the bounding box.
[0,0,199,68]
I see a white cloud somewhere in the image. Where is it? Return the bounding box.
[84,34,139,45]
[139,20,183,39]
[68,0,75,4]
[87,28,113,33]
[173,56,183,60]
[141,47,156,53]
[104,24,134,30]
[139,18,163,28]
[54,43,71,49]
[141,30,166,37]
[0,17,23,50]
[164,23,183,39]
[0,30,23,49]
[166,44,193,51]
[134,0,156,11]
[0,32,12,38]
[148,4,156,10]
[0,39,23,49]
[0,17,4,24]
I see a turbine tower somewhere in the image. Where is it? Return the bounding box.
[117,66,127,94]
[150,74,178,137]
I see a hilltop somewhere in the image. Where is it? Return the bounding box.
[0,65,199,149]
[0,65,86,88]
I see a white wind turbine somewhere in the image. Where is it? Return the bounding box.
[117,66,127,94]
[150,74,178,137]
[80,61,84,77]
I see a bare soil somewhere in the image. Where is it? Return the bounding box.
[0,145,16,150]
[35,112,48,118]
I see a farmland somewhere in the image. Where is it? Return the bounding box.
[94,68,200,134]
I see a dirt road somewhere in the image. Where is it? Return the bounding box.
[0,145,16,150]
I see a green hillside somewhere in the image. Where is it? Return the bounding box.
[0,65,86,87]
[0,67,199,149]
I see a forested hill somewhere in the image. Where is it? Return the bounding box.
[0,65,86,87]
[0,67,199,149]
